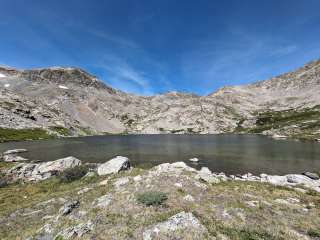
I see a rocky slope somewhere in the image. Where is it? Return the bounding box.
[0,60,319,140]
[1,155,320,240]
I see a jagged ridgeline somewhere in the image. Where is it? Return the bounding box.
[0,60,320,141]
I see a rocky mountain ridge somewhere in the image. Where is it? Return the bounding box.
[0,60,319,140]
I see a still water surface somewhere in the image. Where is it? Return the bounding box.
[0,134,319,175]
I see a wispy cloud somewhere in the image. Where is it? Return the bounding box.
[89,30,139,49]
[96,55,155,95]
[180,28,300,93]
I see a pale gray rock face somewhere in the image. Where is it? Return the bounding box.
[0,60,319,137]
[3,154,28,162]
[149,162,197,176]
[3,149,28,155]
[303,172,320,180]
[57,220,93,239]
[189,157,199,162]
[97,156,130,176]
[7,156,81,181]
[113,176,130,189]
[36,156,81,174]
[143,211,207,240]
[94,194,112,208]
[183,194,195,202]
[195,171,220,184]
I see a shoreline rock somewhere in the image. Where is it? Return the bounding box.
[2,154,320,193]
[6,156,81,181]
[3,149,28,155]
[97,156,131,176]
[3,154,28,162]
[189,157,199,162]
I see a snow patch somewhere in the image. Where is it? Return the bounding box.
[59,85,69,90]
[0,73,6,78]
[4,84,10,88]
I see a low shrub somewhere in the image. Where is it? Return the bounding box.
[136,191,168,206]
[0,172,9,188]
[308,229,320,238]
[0,128,53,142]
[58,165,89,183]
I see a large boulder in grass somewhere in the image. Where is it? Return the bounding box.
[97,156,130,176]
[36,156,81,174]
[7,156,81,181]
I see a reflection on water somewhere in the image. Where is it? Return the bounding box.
[0,134,319,175]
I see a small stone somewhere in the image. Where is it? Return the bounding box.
[199,167,212,175]
[189,158,199,162]
[113,177,130,188]
[183,194,195,202]
[98,179,109,186]
[77,187,92,195]
[95,194,112,208]
[133,175,142,182]
[245,200,259,208]
[83,171,96,178]
[195,168,220,184]
[174,182,183,188]
[59,200,80,215]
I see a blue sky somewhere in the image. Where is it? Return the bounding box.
[0,0,320,95]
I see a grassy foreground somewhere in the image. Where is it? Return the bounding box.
[0,164,320,240]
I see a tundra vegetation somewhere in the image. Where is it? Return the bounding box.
[0,157,319,240]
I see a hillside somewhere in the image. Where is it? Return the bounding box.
[0,60,319,141]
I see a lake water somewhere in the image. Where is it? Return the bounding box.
[0,134,319,175]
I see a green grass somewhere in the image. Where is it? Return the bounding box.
[257,106,320,128]
[136,191,168,206]
[235,105,320,140]
[58,165,89,183]
[307,229,320,238]
[49,126,71,136]
[0,176,93,216]
[0,128,53,142]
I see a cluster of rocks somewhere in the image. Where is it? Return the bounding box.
[146,161,320,193]
[2,148,320,193]
[3,150,319,240]
[1,148,131,183]
[5,156,81,181]
[230,171,320,192]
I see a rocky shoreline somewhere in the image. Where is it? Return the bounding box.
[1,149,319,193]
[0,149,320,239]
